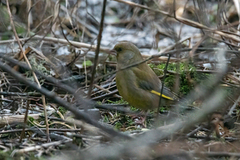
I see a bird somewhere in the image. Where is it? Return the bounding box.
[111,42,177,111]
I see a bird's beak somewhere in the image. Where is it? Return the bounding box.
[109,49,117,56]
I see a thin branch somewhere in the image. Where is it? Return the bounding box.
[88,0,107,98]
[19,100,30,142]
[158,54,171,111]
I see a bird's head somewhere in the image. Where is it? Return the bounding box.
[111,42,143,68]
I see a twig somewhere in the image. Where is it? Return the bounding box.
[19,100,30,142]
[158,54,171,111]
[88,0,107,98]
[0,128,82,134]
[11,139,71,156]
[0,91,41,96]
[0,35,109,52]
[0,114,41,125]
[228,95,240,115]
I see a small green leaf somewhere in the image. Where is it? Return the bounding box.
[82,60,93,67]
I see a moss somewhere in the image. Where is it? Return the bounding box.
[149,62,210,95]
[25,56,51,84]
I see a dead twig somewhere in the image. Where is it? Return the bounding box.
[88,0,107,98]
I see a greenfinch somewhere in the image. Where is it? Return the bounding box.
[111,42,177,111]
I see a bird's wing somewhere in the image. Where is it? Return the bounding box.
[151,86,178,101]
[132,66,175,100]
[131,66,156,90]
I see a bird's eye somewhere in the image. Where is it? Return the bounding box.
[116,47,122,52]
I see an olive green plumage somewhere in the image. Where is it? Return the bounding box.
[112,42,177,111]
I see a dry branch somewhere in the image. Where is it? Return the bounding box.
[0,114,41,125]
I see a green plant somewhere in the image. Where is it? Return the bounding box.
[149,62,210,96]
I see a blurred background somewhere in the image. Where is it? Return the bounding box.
[0,0,240,159]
